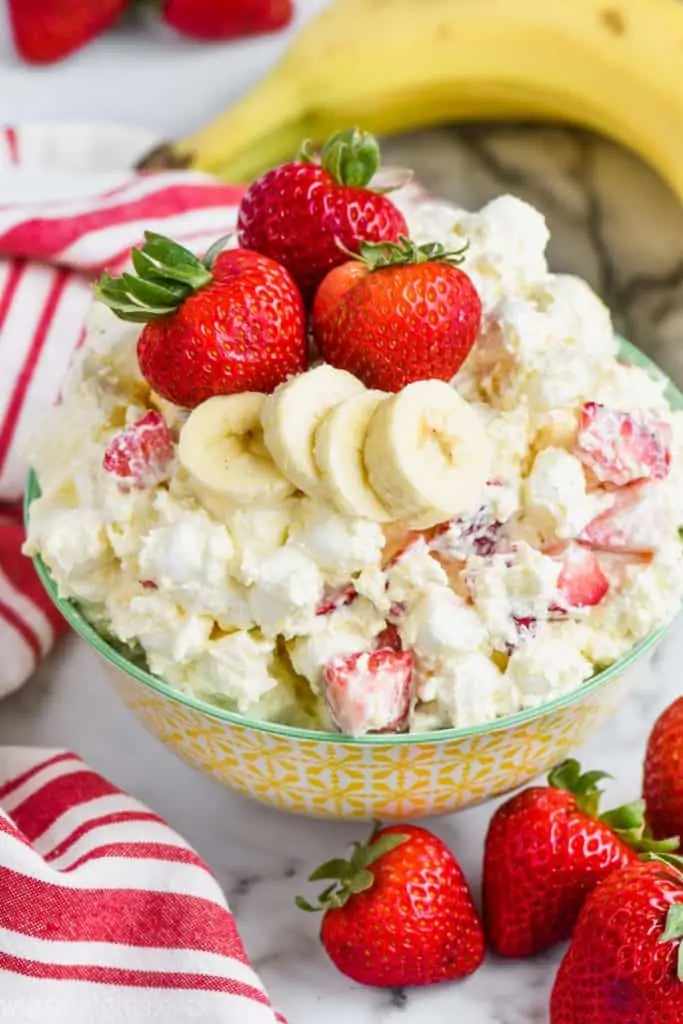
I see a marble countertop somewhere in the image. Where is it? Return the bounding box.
[3,1,683,1020]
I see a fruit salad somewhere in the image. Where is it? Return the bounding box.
[23,131,683,737]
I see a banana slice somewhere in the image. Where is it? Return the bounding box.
[314,390,392,521]
[363,380,492,528]
[261,365,365,496]
[178,392,294,509]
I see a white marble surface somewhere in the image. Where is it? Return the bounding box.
[3,1,683,1021]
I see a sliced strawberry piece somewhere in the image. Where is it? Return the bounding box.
[575,401,671,486]
[426,504,504,560]
[323,649,414,737]
[555,544,610,610]
[507,615,539,650]
[374,623,402,651]
[315,583,358,616]
[579,483,659,555]
[102,411,174,490]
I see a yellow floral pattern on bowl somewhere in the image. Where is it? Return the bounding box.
[103,657,643,819]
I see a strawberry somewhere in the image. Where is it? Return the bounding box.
[162,0,292,40]
[9,0,127,64]
[315,583,358,616]
[373,622,402,651]
[483,759,677,958]
[554,543,610,610]
[96,233,307,408]
[102,411,174,490]
[575,401,672,486]
[644,697,683,841]
[312,236,482,391]
[550,858,683,1023]
[579,482,659,554]
[323,648,414,737]
[297,823,485,987]
[237,129,408,301]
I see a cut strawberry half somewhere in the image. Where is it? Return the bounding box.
[579,483,659,555]
[575,401,672,486]
[323,649,414,737]
[315,584,358,616]
[102,411,174,490]
[554,544,610,610]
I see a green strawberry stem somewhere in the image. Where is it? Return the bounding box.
[549,758,679,856]
[295,822,407,913]
[548,759,611,819]
[647,861,683,981]
[94,231,231,323]
[299,127,381,189]
[349,235,468,272]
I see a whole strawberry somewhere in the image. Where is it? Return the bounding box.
[95,232,307,408]
[297,823,485,987]
[237,129,408,301]
[9,0,127,64]
[163,0,292,40]
[483,759,676,958]
[551,857,683,1023]
[644,697,683,841]
[312,236,482,391]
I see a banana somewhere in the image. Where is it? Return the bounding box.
[363,379,492,529]
[260,364,365,497]
[314,389,391,522]
[140,0,683,206]
[178,392,294,511]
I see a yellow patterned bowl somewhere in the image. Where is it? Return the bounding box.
[25,338,683,821]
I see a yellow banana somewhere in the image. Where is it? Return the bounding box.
[141,0,683,204]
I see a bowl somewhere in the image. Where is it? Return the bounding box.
[25,338,683,821]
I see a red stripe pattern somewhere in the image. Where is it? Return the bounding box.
[0,749,286,1023]
[0,123,244,700]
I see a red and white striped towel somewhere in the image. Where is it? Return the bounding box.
[0,747,286,1023]
[0,123,245,699]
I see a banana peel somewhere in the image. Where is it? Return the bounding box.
[139,0,683,204]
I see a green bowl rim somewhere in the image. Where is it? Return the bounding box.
[25,335,682,746]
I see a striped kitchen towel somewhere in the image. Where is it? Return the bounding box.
[0,123,244,698]
[0,747,286,1023]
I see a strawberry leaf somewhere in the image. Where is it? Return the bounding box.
[660,900,683,978]
[308,858,355,882]
[202,234,233,271]
[320,128,380,188]
[295,825,408,914]
[600,800,680,856]
[574,770,613,795]
[353,832,408,870]
[549,758,582,791]
[549,759,612,818]
[600,800,648,833]
[348,869,374,894]
[96,231,216,323]
[661,904,683,944]
[355,235,467,272]
[295,896,320,913]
